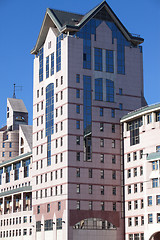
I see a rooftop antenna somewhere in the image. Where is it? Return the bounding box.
[13,83,23,98]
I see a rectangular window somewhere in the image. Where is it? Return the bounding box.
[148,214,153,223]
[95,78,103,100]
[76,120,80,129]
[37,206,40,214]
[133,152,137,160]
[148,196,152,206]
[76,201,80,210]
[106,79,114,102]
[76,89,80,98]
[127,153,131,162]
[157,195,160,205]
[134,184,137,193]
[128,169,131,178]
[76,168,80,177]
[100,122,104,131]
[51,53,54,75]
[140,166,143,175]
[100,154,104,163]
[128,201,131,210]
[100,138,104,147]
[140,150,143,159]
[119,88,122,95]
[112,140,115,148]
[157,213,160,223]
[112,171,116,179]
[56,34,63,72]
[76,152,80,161]
[135,217,138,226]
[100,170,104,179]
[46,56,49,78]
[152,161,158,170]
[89,169,92,178]
[134,168,137,177]
[61,76,63,85]
[112,124,115,133]
[58,201,61,211]
[101,185,104,195]
[152,178,158,188]
[45,219,53,231]
[76,184,80,194]
[76,105,80,114]
[39,47,43,82]
[106,50,114,73]
[76,74,80,83]
[112,155,116,164]
[119,103,123,110]
[111,109,115,118]
[95,48,102,71]
[89,185,92,194]
[100,107,103,116]
[47,204,50,212]
[76,136,80,145]
[112,187,116,195]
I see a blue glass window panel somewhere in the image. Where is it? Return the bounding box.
[76,89,80,98]
[46,84,54,137]
[75,18,132,74]
[83,76,92,135]
[46,56,49,78]
[95,48,102,71]
[51,53,54,76]
[111,109,115,118]
[106,50,114,73]
[95,78,103,101]
[100,107,103,116]
[106,79,114,102]
[56,34,63,72]
[39,47,43,82]
[76,105,80,114]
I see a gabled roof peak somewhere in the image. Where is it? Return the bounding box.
[31,0,144,55]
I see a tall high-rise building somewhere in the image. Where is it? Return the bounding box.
[31,1,145,240]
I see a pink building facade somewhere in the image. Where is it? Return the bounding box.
[121,103,160,240]
[31,1,145,240]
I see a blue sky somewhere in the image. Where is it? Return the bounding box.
[0,0,159,127]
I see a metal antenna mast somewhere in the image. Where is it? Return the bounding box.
[12,84,23,98]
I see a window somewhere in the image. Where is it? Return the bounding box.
[95,78,103,100]
[95,48,102,71]
[101,201,104,211]
[39,47,43,82]
[61,137,63,146]
[76,105,80,114]
[76,136,80,145]
[37,103,39,112]
[46,56,49,78]
[127,154,131,162]
[127,118,142,146]
[61,106,63,115]
[112,171,116,179]
[133,152,137,160]
[101,185,104,195]
[58,201,61,211]
[140,166,143,175]
[141,216,144,225]
[119,88,122,95]
[9,142,12,148]
[113,202,116,211]
[60,153,63,162]
[45,219,53,231]
[100,154,104,163]
[128,218,132,227]
[76,168,80,177]
[134,168,137,177]
[60,91,63,100]
[152,178,158,188]
[147,114,152,124]
[106,79,114,102]
[76,74,80,83]
[156,145,160,152]
[76,184,80,194]
[128,169,131,178]
[135,217,138,226]
[111,109,115,118]
[76,120,80,129]
[112,140,115,148]
[23,229,27,236]
[88,169,92,178]
[23,216,27,223]
[112,124,115,133]
[51,53,54,75]
[76,201,80,210]
[9,152,12,157]
[89,201,93,210]
[47,204,50,212]
[100,170,104,179]
[89,185,92,194]
[119,103,123,110]
[100,107,103,116]
[134,184,137,193]
[148,196,152,206]
[140,183,143,192]
[61,76,63,85]
[100,138,104,147]
[152,161,158,170]
[157,195,160,205]
[140,150,143,159]
[100,122,104,131]
[45,189,47,197]
[36,221,41,232]
[128,201,131,210]
[76,89,80,98]
[113,187,116,195]
[106,50,114,72]
[37,206,40,214]
[148,214,153,223]
[157,213,160,223]
[112,155,116,164]
[77,152,80,161]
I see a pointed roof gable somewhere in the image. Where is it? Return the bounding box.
[31,1,144,54]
